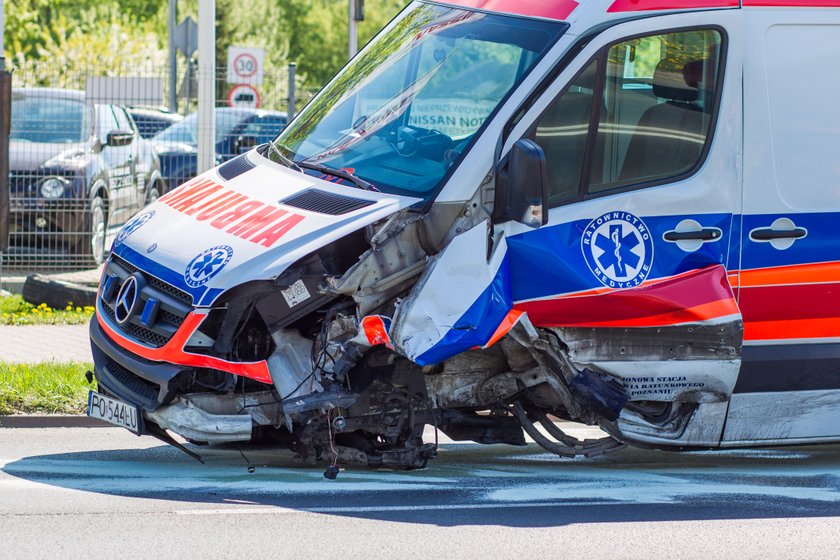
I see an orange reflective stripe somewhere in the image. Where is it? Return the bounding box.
[97,311,272,383]
[745,317,840,341]
[483,309,524,349]
[739,261,840,288]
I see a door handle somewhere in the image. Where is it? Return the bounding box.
[663,228,721,242]
[749,228,807,241]
[663,220,723,252]
[748,218,807,250]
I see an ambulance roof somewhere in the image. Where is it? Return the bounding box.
[434,1,838,24]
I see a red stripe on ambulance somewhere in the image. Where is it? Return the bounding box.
[158,177,306,248]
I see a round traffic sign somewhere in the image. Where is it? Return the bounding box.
[227,84,261,109]
[233,53,258,79]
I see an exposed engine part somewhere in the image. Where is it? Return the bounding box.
[267,329,322,400]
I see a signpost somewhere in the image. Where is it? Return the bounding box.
[226,46,264,110]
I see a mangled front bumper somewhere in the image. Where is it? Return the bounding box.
[90,319,259,443]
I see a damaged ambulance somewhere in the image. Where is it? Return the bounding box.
[88,0,840,470]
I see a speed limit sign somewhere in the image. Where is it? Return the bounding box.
[227,47,264,85]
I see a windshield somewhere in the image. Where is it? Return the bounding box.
[271,1,565,199]
[11,93,93,143]
[152,110,252,146]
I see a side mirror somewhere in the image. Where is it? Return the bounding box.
[106,129,134,147]
[493,138,548,228]
[235,135,257,154]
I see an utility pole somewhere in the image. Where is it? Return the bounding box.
[168,0,177,112]
[0,0,10,266]
[197,0,216,174]
[348,0,357,59]
[0,0,5,71]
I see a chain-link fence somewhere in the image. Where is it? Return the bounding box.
[2,61,309,272]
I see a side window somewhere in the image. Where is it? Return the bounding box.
[111,106,134,132]
[97,105,119,138]
[528,28,724,206]
[589,29,722,193]
[534,60,598,204]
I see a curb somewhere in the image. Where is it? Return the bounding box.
[22,274,98,309]
[0,415,110,428]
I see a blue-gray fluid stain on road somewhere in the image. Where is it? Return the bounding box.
[3,442,840,526]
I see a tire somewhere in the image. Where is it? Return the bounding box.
[146,181,162,206]
[88,195,107,266]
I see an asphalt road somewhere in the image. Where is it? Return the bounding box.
[1,426,840,559]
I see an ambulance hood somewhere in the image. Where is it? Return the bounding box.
[110,153,421,306]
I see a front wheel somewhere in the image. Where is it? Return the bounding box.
[88,195,107,266]
[145,182,161,206]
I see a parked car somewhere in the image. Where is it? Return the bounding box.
[9,88,165,265]
[150,108,287,188]
[126,106,183,139]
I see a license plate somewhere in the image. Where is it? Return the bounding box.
[87,391,141,434]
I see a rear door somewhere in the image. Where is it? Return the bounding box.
[500,12,742,446]
[723,8,840,444]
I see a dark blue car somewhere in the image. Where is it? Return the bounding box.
[9,88,164,266]
[151,108,287,189]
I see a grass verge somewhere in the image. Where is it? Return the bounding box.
[0,294,95,326]
[0,362,93,415]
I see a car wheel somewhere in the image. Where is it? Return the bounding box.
[146,182,161,205]
[89,195,107,266]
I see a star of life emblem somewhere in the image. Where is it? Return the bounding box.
[581,211,654,289]
[185,245,233,288]
[114,210,155,247]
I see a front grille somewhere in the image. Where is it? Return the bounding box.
[100,256,193,348]
[104,357,160,405]
[282,189,375,215]
[111,254,192,305]
[101,303,170,347]
[159,309,185,328]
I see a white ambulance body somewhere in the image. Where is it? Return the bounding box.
[88,0,840,468]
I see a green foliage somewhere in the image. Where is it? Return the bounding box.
[0,362,93,415]
[5,0,408,89]
[5,1,167,71]
[0,295,95,326]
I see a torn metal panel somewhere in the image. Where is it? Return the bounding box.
[617,401,729,447]
[554,320,743,364]
[267,329,322,399]
[391,221,513,365]
[590,360,741,403]
[144,398,253,443]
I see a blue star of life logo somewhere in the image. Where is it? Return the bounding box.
[184,245,233,288]
[581,211,654,289]
[113,210,155,247]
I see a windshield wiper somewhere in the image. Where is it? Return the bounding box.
[295,160,378,192]
[265,140,301,172]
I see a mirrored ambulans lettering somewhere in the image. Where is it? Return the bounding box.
[582,211,653,289]
[157,177,305,247]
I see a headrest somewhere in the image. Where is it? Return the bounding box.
[652,58,700,103]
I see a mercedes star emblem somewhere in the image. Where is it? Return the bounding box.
[113,275,141,325]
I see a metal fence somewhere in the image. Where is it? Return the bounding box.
[1,61,308,272]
